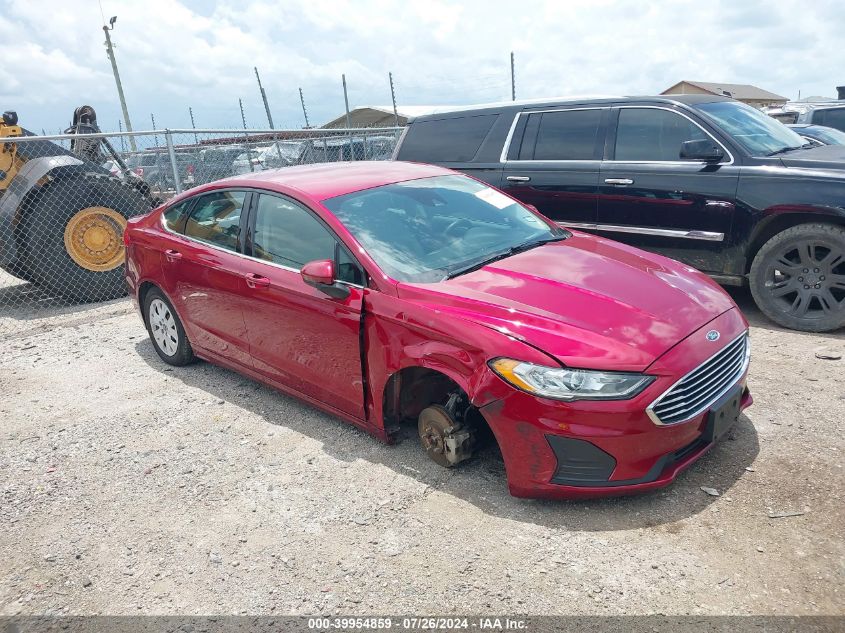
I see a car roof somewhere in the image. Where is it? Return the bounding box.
[406,94,732,121]
[218,161,454,201]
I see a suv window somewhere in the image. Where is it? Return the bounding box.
[184,190,246,251]
[253,194,363,285]
[520,109,603,160]
[813,107,845,132]
[615,108,708,161]
[396,114,498,162]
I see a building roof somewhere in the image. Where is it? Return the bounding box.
[662,81,787,102]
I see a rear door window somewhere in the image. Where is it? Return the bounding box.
[183,190,247,252]
[396,114,498,162]
[519,109,604,160]
[614,108,708,161]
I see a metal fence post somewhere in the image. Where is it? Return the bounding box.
[165,129,182,194]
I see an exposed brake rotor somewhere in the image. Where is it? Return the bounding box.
[418,404,475,468]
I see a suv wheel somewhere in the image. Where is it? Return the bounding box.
[749,223,845,332]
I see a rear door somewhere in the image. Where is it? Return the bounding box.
[498,107,607,225]
[239,192,366,419]
[597,106,740,274]
[159,189,254,368]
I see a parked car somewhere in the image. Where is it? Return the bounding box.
[101,159,144,183]
[231,142,307,175]
[308,135,396,162]
[765,101,845,132]
[194,145,244,184]
[394,95,845,332]
[125,162,752,499]
[125,150,196,190]
[787,123,845,147]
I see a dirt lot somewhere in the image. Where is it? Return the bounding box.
[1,273,843,616]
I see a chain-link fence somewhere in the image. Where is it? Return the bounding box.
[0,125,403,333]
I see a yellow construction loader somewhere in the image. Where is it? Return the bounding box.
[0,107,157,302]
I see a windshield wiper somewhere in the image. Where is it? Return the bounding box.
[767,144,813,156]
[445,235,566,280]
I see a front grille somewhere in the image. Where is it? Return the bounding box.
[648,332,749,425]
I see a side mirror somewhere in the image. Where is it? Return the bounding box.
[680,139,725,163]
[301,259,350,299]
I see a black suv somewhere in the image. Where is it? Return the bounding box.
[394,95,845,332]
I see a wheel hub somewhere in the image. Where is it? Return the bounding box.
[63,207,127,272]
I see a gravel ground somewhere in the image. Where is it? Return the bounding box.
[0,274,843,616]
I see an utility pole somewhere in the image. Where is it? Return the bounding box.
[254,67,274,129]
[151,113,158,148]
[510,51,516,101]
[188,107,198,145]
[299,88,311,129]
[342,74,352,129]
[342,74,354,161]
[389,72,399,127]
[103,16,136,151]
[238,98,253,172]
[239,98,248,129]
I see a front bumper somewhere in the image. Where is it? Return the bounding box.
[478,308,753,499]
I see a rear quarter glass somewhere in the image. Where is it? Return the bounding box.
[396,114,499,162]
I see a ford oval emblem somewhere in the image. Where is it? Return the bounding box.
[706,330,720,342]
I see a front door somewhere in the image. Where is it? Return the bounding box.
[499,107,607,225]
[597,106,740,274]
[160,189,253,368]
[239,192,366,419]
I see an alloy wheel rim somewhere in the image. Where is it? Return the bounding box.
[764,239,845,320]
[149,298,179,356]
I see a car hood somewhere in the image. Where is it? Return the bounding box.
[398,233,736,371]
[778,144,845,170]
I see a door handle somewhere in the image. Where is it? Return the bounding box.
[244,273,270,289]
[604,178,634,185]
[506,175,531,182]
[164,249,182,262]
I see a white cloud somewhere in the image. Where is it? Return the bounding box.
[1,0,843,133]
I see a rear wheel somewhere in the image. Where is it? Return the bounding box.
[18,174,152,302]
[749,223,845,332]
[143,288,195,366]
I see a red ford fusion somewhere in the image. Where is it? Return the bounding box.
[124,161,752,499]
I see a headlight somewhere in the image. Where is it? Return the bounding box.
[489,358,654,401]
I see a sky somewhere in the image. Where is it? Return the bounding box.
[1,0,843,134]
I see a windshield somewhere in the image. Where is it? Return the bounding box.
[696,100,809,156]
[323,175,564,283]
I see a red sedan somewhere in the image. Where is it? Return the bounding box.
[124,161,752,499]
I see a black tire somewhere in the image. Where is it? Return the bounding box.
[143,287,195,366]
[18,173,153,303]
[749,223,845,332]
